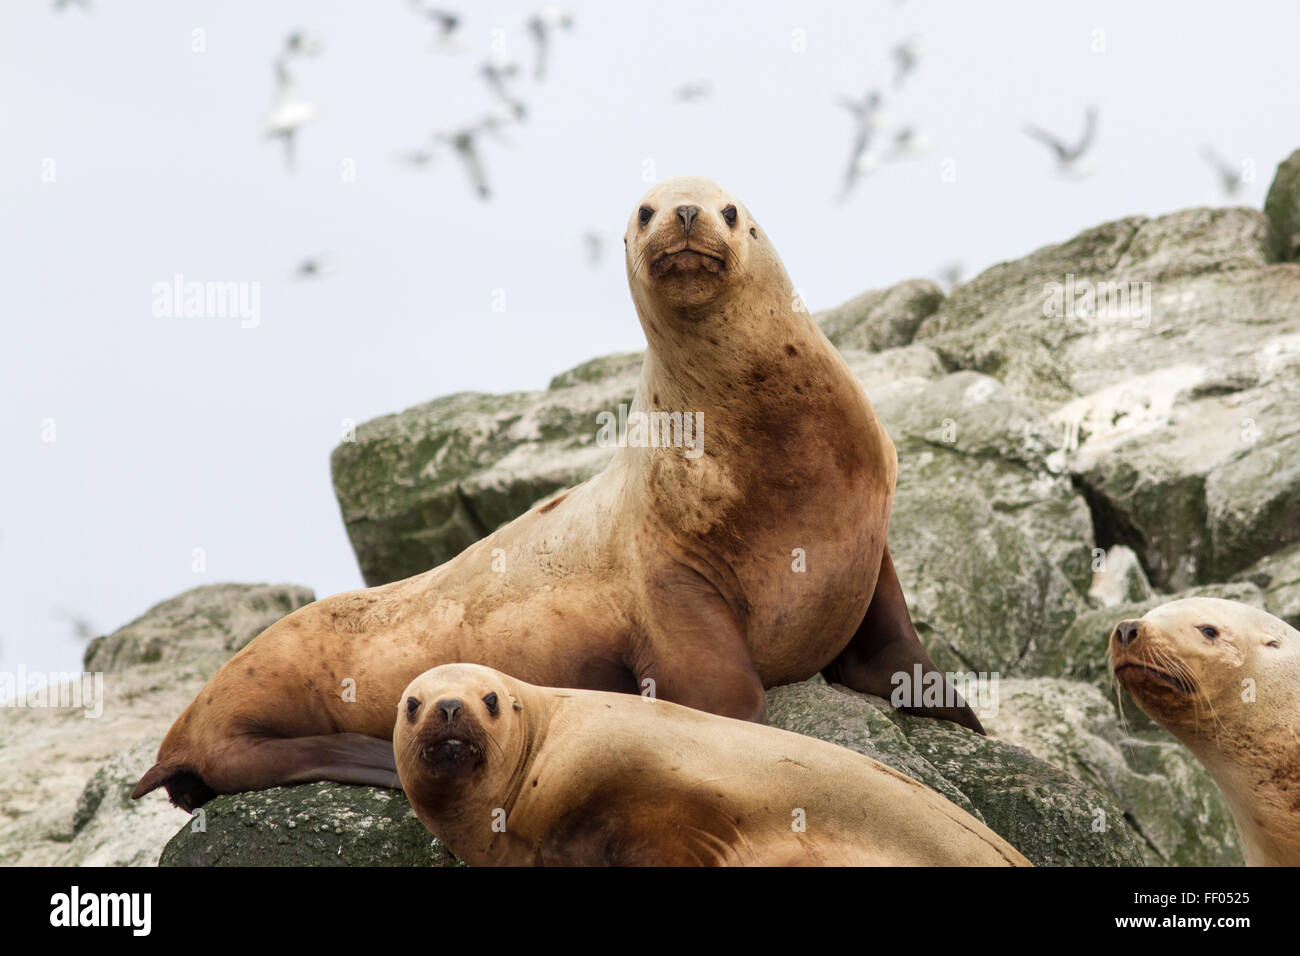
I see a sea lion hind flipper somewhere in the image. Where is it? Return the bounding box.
[131,762,218,812]
[823,545,986,735]
[133,734,401,811]
[235,732,402,791]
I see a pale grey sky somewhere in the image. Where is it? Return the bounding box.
[3,0,1297,679]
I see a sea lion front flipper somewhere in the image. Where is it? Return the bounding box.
[823,545,985,734]
[638,563,767,722]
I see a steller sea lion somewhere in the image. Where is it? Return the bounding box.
[395,663,1026,866]
[133,175,981,812]
[1109,597,1300,866]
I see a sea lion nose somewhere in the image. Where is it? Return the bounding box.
[437,697,463,722]
[677,204,700,234]
[1115,620,1141,647]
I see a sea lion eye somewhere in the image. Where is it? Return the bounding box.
[483,692,499,716]
[1198,625,1219,640]
[638,206,653,227]
[406,697,420,719]
[722,204,737,227]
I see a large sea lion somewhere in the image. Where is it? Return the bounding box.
[1109,598,1300,866]
[134,175,980,811]
[396,663,1026,866]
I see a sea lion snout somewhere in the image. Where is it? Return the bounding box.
[676,204,700,233]
[1113,619,1141,647]
[437,697,463,722]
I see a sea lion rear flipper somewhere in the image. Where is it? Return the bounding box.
[823,545,986,735]
[132,733,401,811]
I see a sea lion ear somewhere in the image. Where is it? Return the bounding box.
[512,697,523,711]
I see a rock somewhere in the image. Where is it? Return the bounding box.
[914,208,1281,408]
[59,742,191,866]
[0,583,312,866]
[1265,148,1300,262]
[766,678,1144,866]
[1072,365,1300,589]
[902,201,1300,591]
[547,351,644,390]
[867,370,1094,673]
[84,583,316,672]
[158,783,461,867]
[1086,545,1154,608]
[982,678,1242,866]
[814,279,944,352]
[330,373,637,587]
[1235,540,1300,628]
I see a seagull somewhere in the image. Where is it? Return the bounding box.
[891,36,919,89]
[294,253,339,279]
[580,227,609,266]
[885,125,929,161]
[836,89,883,200]
[1200,145,1245,197]
[262,59,318,172]
[672,80,712,103]
[1023,106,1098,179]
[416,7,470,53]
[435,117,500,199]
[394,144,438,169]
[934,261,964,291]
[525,6,575,80]
[51,0,91,11]
[55,609,97,642]
[480,53,527,119]
[283,30,324,58]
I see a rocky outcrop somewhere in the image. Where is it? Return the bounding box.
[0,583,314,866]
[159,784,461,867]
[1265,148,1300,262]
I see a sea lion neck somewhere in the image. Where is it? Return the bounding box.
[630,280,823,426]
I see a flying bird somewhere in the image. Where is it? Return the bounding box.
[55,609,97,642]
[525,6,575,80]
[415,6,470,53]
[294,253,339,279]
[262,59,318,172]
[891,36,919,89]
[836,89,883,201]
[435,116,502,199]
[1023,106,1098,179]
[580,227,610,266]
[394,144,438,169]
[885,125,929,161]
[672,80,712,103]
[1200,145,1245,197]
[480,53,527,119]
[283,30,324,58]
[934,261,964,291]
